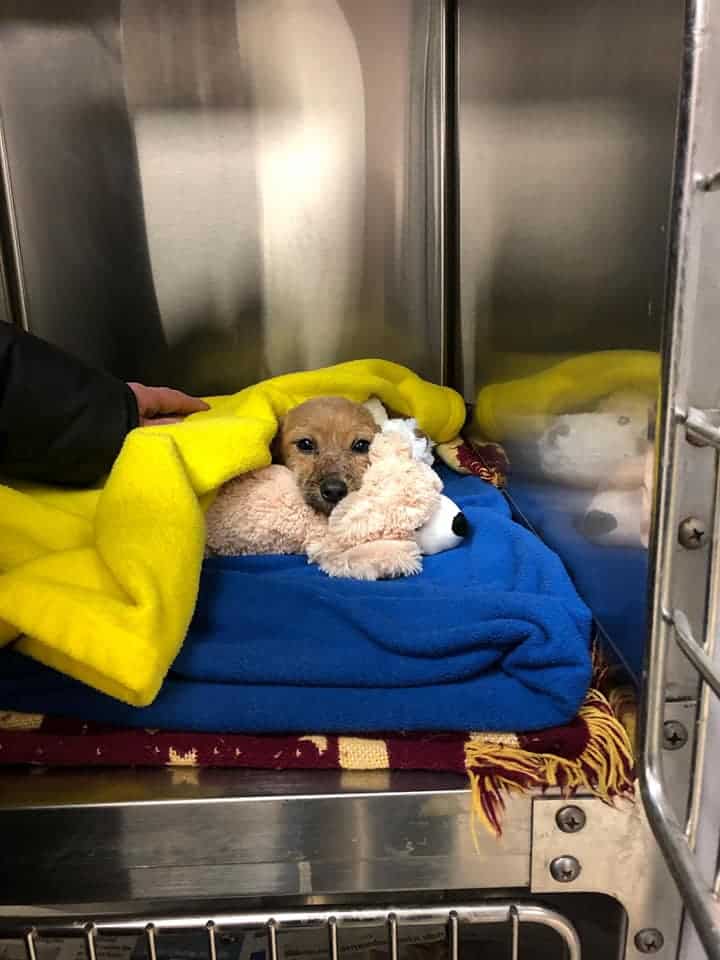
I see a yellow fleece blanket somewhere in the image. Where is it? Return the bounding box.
[0,360,465,707]
[473,350,660,441]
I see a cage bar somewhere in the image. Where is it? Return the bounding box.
[0,904,580,960]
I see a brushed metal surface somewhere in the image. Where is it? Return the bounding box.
[532,795,683,959]
[0,0,447,393]
[458,0,684,391]
[0,260,9,327]
[457,0,685,677]
[0,770,531,904]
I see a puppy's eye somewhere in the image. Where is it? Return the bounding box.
[352,439,371,454]
[295,438,316,453]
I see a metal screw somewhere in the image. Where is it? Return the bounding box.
[663,720,688,750]
[678,517,707,549]
[634,928,665,954]
[549,855,581,883]
[556,805,586,833]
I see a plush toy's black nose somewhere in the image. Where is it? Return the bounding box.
[452,511,469,537]
[582,510,617,537]
[320,477,348,504]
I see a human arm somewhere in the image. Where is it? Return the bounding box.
[0,324,207,485]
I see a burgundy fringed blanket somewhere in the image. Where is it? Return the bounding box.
[0,688,634,835]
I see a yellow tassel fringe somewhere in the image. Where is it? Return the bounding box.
[464,689,635,839]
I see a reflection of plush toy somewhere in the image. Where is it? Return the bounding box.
[536,391,651,488]
[206,415,467,578]
[578,443,654,548]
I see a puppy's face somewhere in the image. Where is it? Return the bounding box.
[274,396,380,515]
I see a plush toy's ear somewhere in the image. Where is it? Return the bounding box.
[381,418,435,465]
[369,431,414,462]
[363,397,389,426]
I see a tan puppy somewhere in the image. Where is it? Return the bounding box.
[273,396,380,515]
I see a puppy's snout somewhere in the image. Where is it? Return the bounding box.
[320,477,348,505]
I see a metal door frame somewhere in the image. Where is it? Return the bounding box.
[640,0,720,955]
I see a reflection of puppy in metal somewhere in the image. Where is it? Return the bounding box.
[273,396,380,515]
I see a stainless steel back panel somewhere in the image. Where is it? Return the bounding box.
[0,0,446,393]
[457,0,685,676]
[458,0,683,392]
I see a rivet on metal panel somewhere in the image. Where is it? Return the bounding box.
[549,855,581,883]
[555,806,586,833]
[634,928,665,954]
[662,720,688,750]
[678,516,707,549]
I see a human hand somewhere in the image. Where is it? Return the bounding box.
[127,382,210,426]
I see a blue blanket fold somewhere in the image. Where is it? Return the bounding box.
[0,470,592,733]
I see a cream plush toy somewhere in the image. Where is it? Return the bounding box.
[205,415,467,579]
[205,465,327,558]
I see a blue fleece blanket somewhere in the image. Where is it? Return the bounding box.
[0,469,592,733]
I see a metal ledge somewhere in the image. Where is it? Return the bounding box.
[0,770,531,905]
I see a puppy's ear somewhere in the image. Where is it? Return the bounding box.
[271,418,285,463]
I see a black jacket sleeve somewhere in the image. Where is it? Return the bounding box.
[0,324,139,486]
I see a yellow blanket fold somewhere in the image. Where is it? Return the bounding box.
[473,350,660,441]
[0,359,465,706]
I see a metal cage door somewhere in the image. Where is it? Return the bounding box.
[641,0,720,956]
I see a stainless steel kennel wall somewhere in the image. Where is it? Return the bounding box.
[457,0,686,680]
[0,0,448,392]
[457,0,684,395]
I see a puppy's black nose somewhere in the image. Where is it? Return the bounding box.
[452,512,469,537]
[320,477,348,504]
